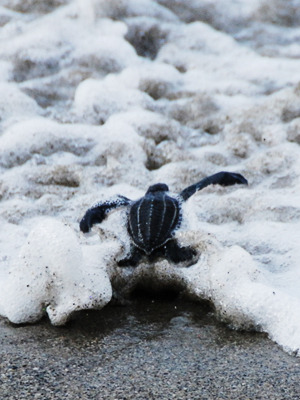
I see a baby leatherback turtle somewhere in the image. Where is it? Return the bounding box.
[80,171,247,267]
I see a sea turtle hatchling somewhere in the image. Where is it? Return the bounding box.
[80,171,248,267]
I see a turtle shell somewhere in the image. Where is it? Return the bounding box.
[128,191,181,255]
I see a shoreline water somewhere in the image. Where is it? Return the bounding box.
[1,0,300,362]
[1,299,299,399]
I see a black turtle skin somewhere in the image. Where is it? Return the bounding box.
[80,171,248,267]
[128,184,181,255]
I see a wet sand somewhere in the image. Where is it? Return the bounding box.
[0,298,299,399]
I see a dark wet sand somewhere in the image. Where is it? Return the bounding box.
[0,298,299,400]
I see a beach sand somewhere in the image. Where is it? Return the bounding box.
[1,298,299,399]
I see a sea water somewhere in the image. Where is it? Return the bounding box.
[0,0,300,356]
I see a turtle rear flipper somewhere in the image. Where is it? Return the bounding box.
[118,246,143,267]
[164,239,197,264]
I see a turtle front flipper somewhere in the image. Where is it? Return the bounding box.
[179,171,248,201]
[80,195,131,233]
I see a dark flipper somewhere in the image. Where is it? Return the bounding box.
[164,239,197,264]
[179,171,248,201]
[80,195,131,233]
[117,246,144,267]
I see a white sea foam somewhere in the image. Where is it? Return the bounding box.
[0,218,112,325]
[0,0,299,355]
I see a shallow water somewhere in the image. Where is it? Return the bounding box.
[0,0,300,356]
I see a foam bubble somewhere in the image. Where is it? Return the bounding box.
[0,219,112,325]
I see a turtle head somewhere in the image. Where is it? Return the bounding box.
[146,183,169,194]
